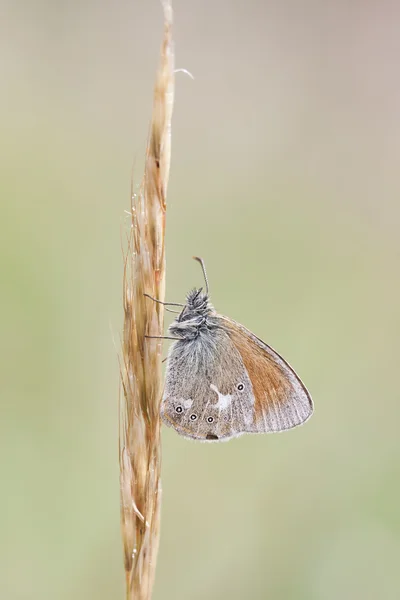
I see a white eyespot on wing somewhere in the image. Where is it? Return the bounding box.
[210,384,233,410]
[183,399,193,409]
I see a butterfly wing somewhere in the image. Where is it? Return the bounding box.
[161,318,313,442]
[221,316,313,432]
[161,327,257,441]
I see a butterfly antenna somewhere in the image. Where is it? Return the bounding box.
[193,256,209,295]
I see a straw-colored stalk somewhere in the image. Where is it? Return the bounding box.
[119,3,174,599]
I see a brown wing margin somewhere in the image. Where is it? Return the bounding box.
[220,316,313,431]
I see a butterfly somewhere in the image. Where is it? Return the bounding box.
[146,257,313,442]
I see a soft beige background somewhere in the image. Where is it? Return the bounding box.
[2,1,400,598]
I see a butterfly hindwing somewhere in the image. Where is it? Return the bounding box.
[161,327,256,441]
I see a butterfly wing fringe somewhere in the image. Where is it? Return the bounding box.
[119,4,174,599]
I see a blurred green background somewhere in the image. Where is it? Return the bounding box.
[2,1,400,598]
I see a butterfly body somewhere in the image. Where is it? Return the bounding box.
[161,277,313,442]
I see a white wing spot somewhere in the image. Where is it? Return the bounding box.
[210,384,232,410]
[183,399,193,409]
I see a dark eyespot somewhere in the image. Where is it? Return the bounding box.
[190,414,197,421]
[175,406,183,413]
[237,383,244,391]
[207,416,214,423]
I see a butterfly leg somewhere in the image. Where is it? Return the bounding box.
[143,294,185,314]
[145,335,181,340]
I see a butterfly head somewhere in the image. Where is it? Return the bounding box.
[168,257,216,338]
[169,288,215,336]
[181,287,212,318]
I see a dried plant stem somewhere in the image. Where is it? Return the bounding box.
[119,4,174,599]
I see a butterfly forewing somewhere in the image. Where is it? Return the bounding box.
[221,316,313,432]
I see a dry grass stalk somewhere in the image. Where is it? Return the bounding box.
[119,3,174,599]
